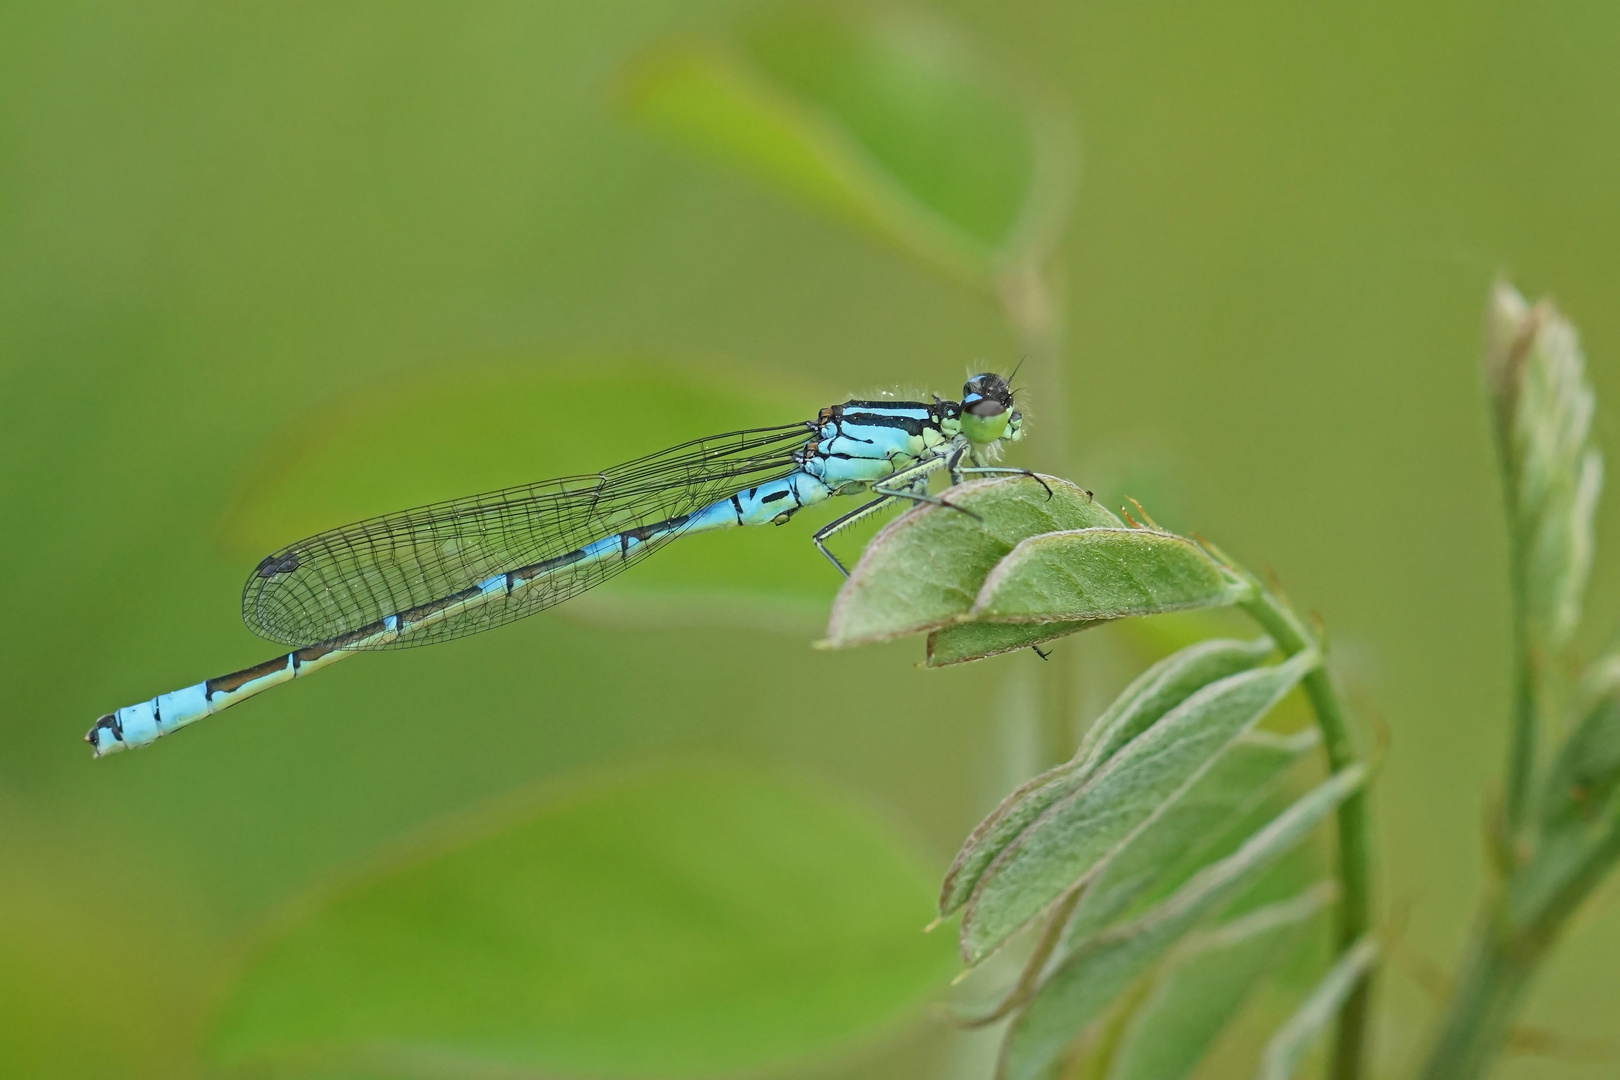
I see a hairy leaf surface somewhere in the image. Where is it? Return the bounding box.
[940,638,1279,916]
[1256,935,1380,1080]
[972,528,1251,624]
[1486,283,1604,653]
[926,618,1099,666]
[960,651,1317,963]
[997,766,1366,1080]
[1107,885,1332,1080]
[1061,730,1318,948]
[824,476,1118,648]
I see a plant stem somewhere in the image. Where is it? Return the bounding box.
[1503,527,1538,837]
[996,256,1076,762]
[1422,817,1620,1079]
[1240,584,1373,1080]
[1418,907,1541,1080]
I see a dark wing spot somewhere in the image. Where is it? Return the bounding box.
[256,551,301,578]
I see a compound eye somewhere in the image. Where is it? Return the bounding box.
[968,398,1007,418]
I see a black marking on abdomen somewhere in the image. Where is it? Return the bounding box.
[295,642,339,665]
[87,712,122,745]
[620,513,693,556]
[331,617,392,650]
[387,584,483,632]
[207,654,295,698]
[510,547,588,587]
[730,494,745,524]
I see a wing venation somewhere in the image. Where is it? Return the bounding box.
[240,423,814,649]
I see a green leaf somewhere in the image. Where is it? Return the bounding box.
[222,357,843,620]
[926,618,1100,666]
[823,476,1119,649]
[1542,654,1620,828]
[996,766,1367,1080]
[1061,730,1319,948]
[211,763,955,1079]
[961,651,1318,964]
[622,9,1075,286]
[1073,637,1279,770]
[1256,935,1380,1080]
[1513,655,1620,925]
[1106,885,1334,1080]
[1485,283,1604,652]
[972,528,1253,624]
[940,638,1279,916]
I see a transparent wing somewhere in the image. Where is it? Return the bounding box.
[241,423,815,649]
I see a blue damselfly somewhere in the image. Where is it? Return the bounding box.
[87,373,1030,755]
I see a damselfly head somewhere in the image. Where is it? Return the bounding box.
[961,372,1023,445]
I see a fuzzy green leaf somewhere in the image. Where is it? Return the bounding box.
[961,651,1318,964]
[1106,885,1333,1080]
[1542,655,1620,828]
[972,529,1252,625]
[1486,283,1604,652]
[926,618,1099,666]
[996,766,1366,1080]
[1062,730,1319,949]
[1073,637,1279,770]
[1256,935,1380,1080]
[940,638,1279,916]
[823,476,1119,648]
[1513,655,1620,925]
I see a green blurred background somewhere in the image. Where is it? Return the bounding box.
[4,1,1620,1077]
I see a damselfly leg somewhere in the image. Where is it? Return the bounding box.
[954,466,1060,500]
[812,456,985,577]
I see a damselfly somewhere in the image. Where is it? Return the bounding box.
[87,373,1031,756]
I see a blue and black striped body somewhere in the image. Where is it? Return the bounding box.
[88,383,1023,756]
[693,397,966,522]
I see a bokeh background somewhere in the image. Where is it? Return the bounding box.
[5,2,1620,1078]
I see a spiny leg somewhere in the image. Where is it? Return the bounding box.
[954,466,1060,500]
[872,484,984,521]
[812,454,967,577]
[813,495,901,577]
[880,455,985,520]
[881,453,949,492]
[943,446,1053,499]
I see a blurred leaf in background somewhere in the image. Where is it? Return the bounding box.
[213,762,956,1078]
[622,6,1076,289]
